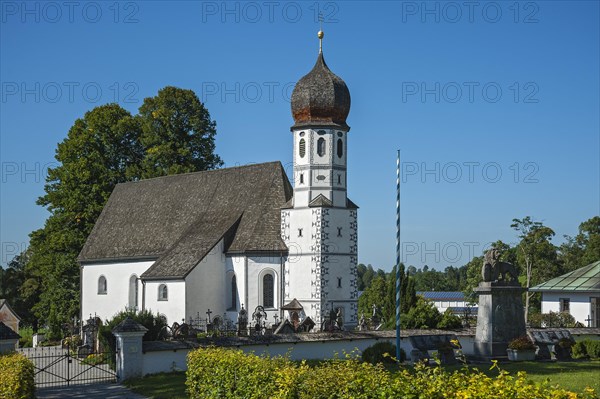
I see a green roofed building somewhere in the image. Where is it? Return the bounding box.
[530,261,600,327]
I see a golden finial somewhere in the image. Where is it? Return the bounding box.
[318,13,324,53]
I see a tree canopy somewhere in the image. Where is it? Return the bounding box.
[5,87,222,331]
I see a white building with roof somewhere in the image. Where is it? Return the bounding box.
[417,291,477,318]
[530,261,600,327]
[79,31,359,330]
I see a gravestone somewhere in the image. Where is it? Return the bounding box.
[473,249,526,359]
[408,334,460,364]
[528,330,575,360]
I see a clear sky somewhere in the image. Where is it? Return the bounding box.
[1,1,598,271]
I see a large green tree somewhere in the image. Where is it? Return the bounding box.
[511,217,558,322]
[23,87,222,330]
[559,216,600,271]
[25,104,142,328]
[137,86,222,178]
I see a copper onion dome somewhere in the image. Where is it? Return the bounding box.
[291,34,351,130]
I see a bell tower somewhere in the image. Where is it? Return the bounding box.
[281,30,358,329]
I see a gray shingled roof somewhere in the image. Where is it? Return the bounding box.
[79,162,293,279]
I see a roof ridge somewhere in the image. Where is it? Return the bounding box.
[116,161,282,186]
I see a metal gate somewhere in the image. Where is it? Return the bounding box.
[19,346,117,387]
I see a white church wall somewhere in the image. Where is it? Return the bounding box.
[225,255,246,320]
[81,260,153,322]
[247,255,282,322]
[185,239,227,322]
[143,280,186,325]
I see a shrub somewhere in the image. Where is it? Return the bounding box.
[362,341,406,364]
[62,335,82,352]
[17,326,34,348]
[0,352,35,399]
[186,347,597,399]
[296,357,390,399]
[508,336,537,350]
[437,308,463,330]
[186,347,293,398]
[99,309,167,352]
[401,297,441,329]
[529,311,577,328]
[573,340,600,359]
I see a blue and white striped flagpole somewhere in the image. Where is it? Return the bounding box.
[395,149,401,362]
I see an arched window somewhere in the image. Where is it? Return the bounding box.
[231,275,237,310]
[263,274,274,308]
[337,139,343,158]
[299,138,306,158]
[97,276,107,295]
[317,138,326,157]
[158,284,168,301]
[129,275,138,310]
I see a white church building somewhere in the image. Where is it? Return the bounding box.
[79,32,359,330]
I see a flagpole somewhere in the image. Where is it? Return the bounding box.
[395,149,401,362]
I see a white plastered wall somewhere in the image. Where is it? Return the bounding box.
[143,280,186,325]
[541,291,599,325]
[81,260,153,322]
[184,239,227,322]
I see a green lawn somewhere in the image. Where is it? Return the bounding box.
[125,360,600,398]
[466,360,600,394]
[125,372,187,399]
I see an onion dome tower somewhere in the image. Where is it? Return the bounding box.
[281,30,358,330]
[291,31,351,131]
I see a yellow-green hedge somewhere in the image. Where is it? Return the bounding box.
[186,347,599,399]
[0,352,35,399]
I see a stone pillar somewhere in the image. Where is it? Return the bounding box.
[0,321,21,353]
[473,282,526,359]
[112,317,148,382]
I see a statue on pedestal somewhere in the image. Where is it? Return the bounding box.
[481,249,519,283]
[474,249,526,359]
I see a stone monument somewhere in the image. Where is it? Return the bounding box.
[474,249,526,359]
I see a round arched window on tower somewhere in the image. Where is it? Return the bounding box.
[299,138,306,158]
[337,139,343,158]
[317,138,326,157]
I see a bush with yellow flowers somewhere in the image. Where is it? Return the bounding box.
[0,352,35,399]
[186,347,599,399]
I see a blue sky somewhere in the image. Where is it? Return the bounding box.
[1,1,599,270]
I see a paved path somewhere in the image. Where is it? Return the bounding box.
[36,383,148,399]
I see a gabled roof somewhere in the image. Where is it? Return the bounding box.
[281,298,304,310]
[530,261,600,292]
[79,162,293,279]
[417,291,466,301]
[309,194,332,207]
[0,299,21,321]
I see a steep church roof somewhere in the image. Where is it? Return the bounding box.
[78,162,293,279]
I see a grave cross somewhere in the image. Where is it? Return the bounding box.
[206,309,212,323]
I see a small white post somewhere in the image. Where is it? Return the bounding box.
[112,317,148,381]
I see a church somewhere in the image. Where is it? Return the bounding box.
[79,31,359,330]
